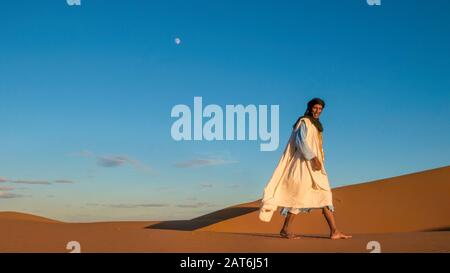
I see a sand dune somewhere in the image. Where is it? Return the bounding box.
[0,211,62,224]
[1,166,449,253]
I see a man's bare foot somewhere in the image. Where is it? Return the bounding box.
[330,230,352,240]
[280,230,301,239]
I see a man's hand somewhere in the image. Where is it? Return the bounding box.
[311,157,322,171]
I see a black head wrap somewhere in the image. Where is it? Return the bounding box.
[293,98,325,132]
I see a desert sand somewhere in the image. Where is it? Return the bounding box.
[1,166,449,253]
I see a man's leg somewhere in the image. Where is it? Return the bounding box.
[280,212,298,239]
[322,207,352,239]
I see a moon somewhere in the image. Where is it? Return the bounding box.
[174,37,181,45]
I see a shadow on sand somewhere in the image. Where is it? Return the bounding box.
[224,232,331,240]
[421,226,450,232]
[146,207,259,231]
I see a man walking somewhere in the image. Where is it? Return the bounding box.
[259,98,351,240]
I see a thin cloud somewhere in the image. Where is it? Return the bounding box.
[97,155,152,172]
[54,179,75,184]
[200,183,213,188]
[176,202,216,209]
[11,180,52,185]
[0,191,23,199]
[72,150,151,172]
[0,186,14,191]
[86,203,169,209]
[1,178,76,185]
[174,158,237,168]
[107,203,169,209]
[97,156,128,167]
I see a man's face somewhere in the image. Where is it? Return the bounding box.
[311,104,323,119]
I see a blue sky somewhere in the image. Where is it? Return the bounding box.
[0,0,449,222]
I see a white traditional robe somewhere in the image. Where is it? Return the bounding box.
[259,117,333,222]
